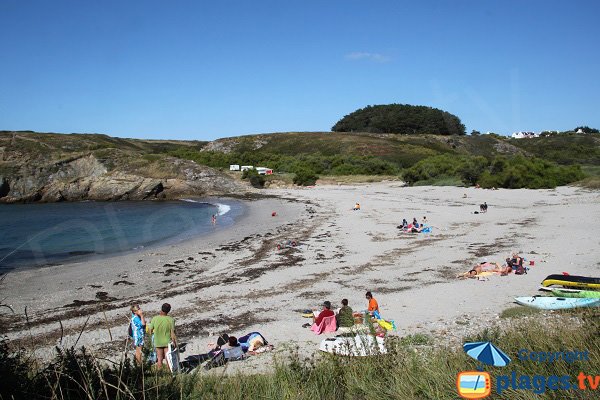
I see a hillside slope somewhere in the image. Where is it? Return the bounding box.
[200,131,526,166]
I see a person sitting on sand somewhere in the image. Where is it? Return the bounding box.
[503,253,524,275]
[411,218,421,232]
[313,301,335,326]
[353,202,361,211]
[508,253,523,268]
[130,304,146,364]
[147,303,177,369]
[336,299,354,328]
[366,291,380,316]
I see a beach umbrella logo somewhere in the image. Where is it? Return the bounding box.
[456,342,511,399]
[463,341,511,368]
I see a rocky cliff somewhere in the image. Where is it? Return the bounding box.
[0,131,244,203]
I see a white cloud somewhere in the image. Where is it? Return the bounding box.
[345,52,390,63]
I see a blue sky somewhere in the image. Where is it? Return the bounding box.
[1,0,598,140]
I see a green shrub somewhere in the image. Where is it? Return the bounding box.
[404,154,585,189]
[293,168,319,186]
[242,169,265,188]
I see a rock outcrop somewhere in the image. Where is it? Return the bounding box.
[0,132,244,203]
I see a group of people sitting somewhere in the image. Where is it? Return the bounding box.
[305,292,383,334]
[458,253,527,279]
[398,217,430,233]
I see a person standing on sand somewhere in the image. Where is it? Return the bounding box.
[130,304,146,364]
[366,291,380,316]
[148,303,177,369]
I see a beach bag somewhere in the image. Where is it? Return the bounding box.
[515,264,527,275]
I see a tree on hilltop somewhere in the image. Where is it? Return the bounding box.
[331,104,466,135]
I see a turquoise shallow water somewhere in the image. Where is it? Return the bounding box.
[0,199,242,271]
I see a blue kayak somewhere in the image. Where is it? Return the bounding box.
[514,296,600,310]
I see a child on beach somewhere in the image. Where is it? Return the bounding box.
[130,304,146,364]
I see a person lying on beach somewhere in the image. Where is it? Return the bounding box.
[457,261,503,278]
[203,336,245,370]
[183,332,271,372]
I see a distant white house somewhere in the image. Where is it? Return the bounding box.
[511,131,539,139]
[256,167,273,175]
[240,165,254,171]
[229,164,240,171]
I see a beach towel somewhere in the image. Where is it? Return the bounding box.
[377,319,396,331]
[311,315,337,335]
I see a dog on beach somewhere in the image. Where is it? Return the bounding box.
[479,202,488,213]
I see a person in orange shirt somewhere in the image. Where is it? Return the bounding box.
[366,291,379,315]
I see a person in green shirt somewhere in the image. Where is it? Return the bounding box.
[336,298,354,328]
[148,303,177,369]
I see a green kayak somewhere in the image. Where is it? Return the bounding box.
[551,288,600,298]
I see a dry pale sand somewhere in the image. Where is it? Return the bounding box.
[1,183,599,374]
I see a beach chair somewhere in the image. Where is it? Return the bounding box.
[310,316,337,335]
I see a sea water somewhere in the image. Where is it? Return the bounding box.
[0,199,242,271]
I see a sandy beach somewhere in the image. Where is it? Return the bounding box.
[1,183,599,373]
